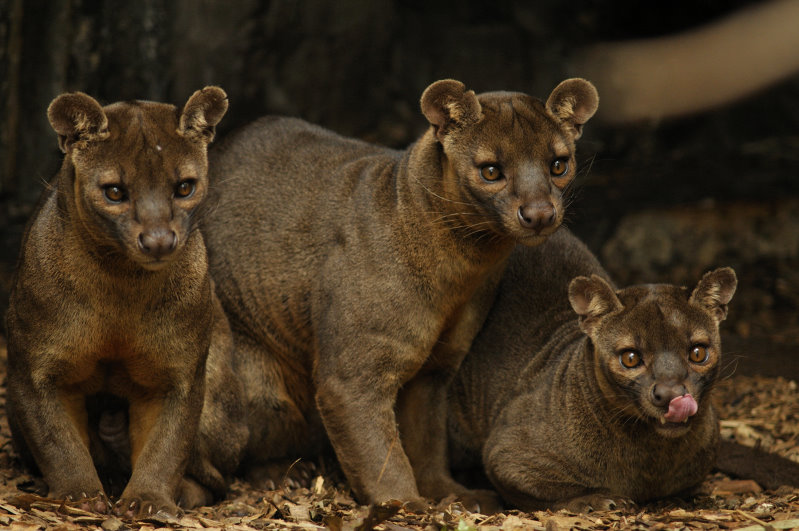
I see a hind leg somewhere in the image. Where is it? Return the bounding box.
[183,302,248,507]
[177,477,214,509]
[233,333,326,489]
[397,370,501,513]
[89,397,132,498]
[397,275,504,513]
[246,458,321,490]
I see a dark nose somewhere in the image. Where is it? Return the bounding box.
[517,201,556,231]
[138,228,177,258]
[650,382,687,408]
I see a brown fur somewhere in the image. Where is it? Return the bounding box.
[202,79,598,507]
[4,88,247,517]
[448,229,736,512]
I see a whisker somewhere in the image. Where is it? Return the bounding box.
[413,178,474,208]
[461,221,500,240]
[427,211,483,226]
[719,354,742,381]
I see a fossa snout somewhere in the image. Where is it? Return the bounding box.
[132,193,184,263]
[137,226,177,259]
[649,381,687,408]
[648,350,690,408]
[517,199,556,232]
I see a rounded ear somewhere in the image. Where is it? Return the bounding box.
[178,86,229,143]
[545,78,599,141]
[689,267,737,322]
[420,79,482,142]
[568,274,622,334]
[47,92,109,153]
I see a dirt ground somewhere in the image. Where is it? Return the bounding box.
[0,334,798,531]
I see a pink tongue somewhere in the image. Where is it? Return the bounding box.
[664,393,698,423]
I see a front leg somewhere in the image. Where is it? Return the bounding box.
[116,373,204,518]
[397,271,505,512]
[483,423,604,513]
[397,372,501,514]
[6,368,108,512]
[315,370,420,505]
[314,331,424,506]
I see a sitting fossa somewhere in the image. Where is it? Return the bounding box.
[5,88,247,517]
[202,79,598,509]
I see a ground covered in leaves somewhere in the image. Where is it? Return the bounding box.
[1,335,798,531]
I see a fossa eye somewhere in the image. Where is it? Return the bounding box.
[689,345,709,364]
[175,179,197,198]
[550,158,569,177]
[480,165,504,182]
[103,184,127,203]
[619,350,642,369]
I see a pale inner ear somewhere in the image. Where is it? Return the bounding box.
[47,92,109,152]
[420,79,482,132]
[444,99,471,124]
[568,274,621,319]
[178,86,229,142]
[689,267,737,321]
[545,78,599,140]
[569,282,594,317]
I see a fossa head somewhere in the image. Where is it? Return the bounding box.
[48,87,228,270]
[419,78,598,245]
[568,268,737,437]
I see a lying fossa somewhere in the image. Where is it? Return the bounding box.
[451,228,799,511]
[449,228,737,511]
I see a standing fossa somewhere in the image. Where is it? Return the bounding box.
[5,88,248,518]
[202,79,598,508]
[448,228,737,512]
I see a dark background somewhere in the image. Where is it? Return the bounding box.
[2,0,798,376]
